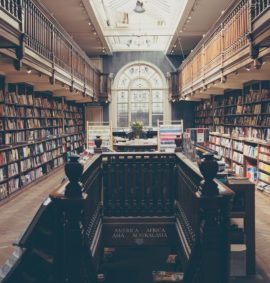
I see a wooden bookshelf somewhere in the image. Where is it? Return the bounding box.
[194,80,270,195]
[0,78,85,202]
[194,98,213,130]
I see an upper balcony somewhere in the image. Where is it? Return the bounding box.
[178,0,270,100]
[0,0,111,102]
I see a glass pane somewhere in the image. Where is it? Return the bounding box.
[152,102,163,114]
[117,91,128,103]
[152,114,163,126]
[131,103,149,126]
[152,90,163,102]
[118,74,129,89]
[130,78,149,89]
[117,103,128,127]
[131,90,149,102]
[150,74,163,88]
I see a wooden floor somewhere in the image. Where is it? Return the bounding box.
[0,168,270,282]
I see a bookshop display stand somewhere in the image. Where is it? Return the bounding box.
[158,120,183,152]
[0,81,85,202]
[86,121,113,152]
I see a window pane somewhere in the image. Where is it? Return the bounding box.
[131,90,149,102]
[130,78,148,89]
[152,90,163,102]
[117,103,128,127]
[131,103,149,126]
[117,91,128,103]
[152,114,163,126]
[152,102,163,114]
[150,74,163,88]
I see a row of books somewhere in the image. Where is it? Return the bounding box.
[224,94,242,106]
[259,153,270,164]
[220,137,231,148]
[242,104,261,114]
[20,149,63,172]
[260,145,270,154]
[232,151,244,164]
[195,118,212,124]
[243,144,258,158]
[232,162,244,176]
[213,117,224,124]
[64,105,83,113]
[259,171,270,183]
[0,155,65,200]
[3,128,64,144]
[65,112,83,119]
[35,97,61,109]
[0,135,82,163]
[65,126,84,135]
[233,140,244,152]
[33,109,62,118]
[213,109,224,116]
[244,89,270,103]
[6,92,34,105]
[259,162,270,174]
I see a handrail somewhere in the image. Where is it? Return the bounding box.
[251,0,270,21]
[23,0,100,86]
[174,152,233,283]
[1,0,101,94]
[0,0,21,21]
[179,0,251,92]
[1,152,234,283]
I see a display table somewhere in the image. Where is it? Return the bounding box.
[113,139,158,152]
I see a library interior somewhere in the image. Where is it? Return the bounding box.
[0,0,270,282]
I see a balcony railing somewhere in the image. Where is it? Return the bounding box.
[179,0,254,95]
[1,0,101,96]
[0,0,21,21]
[252,0,270,21]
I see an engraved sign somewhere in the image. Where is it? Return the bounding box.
[103,224,175,246]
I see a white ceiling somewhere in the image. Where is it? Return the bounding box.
[40,0,233,56]
[89,0,188,52]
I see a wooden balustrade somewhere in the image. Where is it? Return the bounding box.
[102,153,176,217]
[1,152,234,283]
[1,0,101,97]
[174,153,234,283]
[0,0,21,20]
[179,0,251,95]
[252,0,270,20]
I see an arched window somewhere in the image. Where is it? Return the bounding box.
[114,62,167,128]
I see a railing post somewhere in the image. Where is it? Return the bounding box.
[198,153,232,283]
[50,23,56,85]
[50,155,90,283]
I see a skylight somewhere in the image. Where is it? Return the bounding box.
[89,0,188,52]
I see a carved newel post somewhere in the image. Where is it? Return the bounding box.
[94,135,102,153]
[52,154,89,283]
[174,134,183,152]
[198,153,219,196]
[64,154,83,197]
[197,152,232,283]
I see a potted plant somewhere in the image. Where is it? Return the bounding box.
[130,121,143,138]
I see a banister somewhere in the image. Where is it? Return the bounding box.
[1,0,102,96]
[179,0,252,96]
[1,152,233,283]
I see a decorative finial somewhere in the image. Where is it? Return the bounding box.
[64,154,83,197]
[198,153,219,195]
